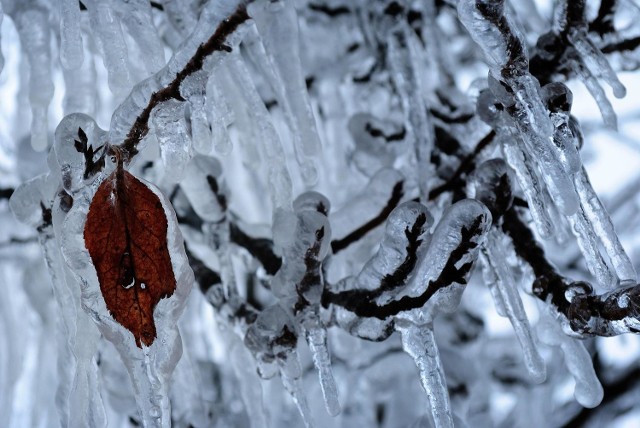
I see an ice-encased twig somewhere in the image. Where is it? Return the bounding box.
[481,230,546,383]
[397,322,453,428]
[537,308,603,408]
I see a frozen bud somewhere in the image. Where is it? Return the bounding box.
[541,82,573,113]
[467,159,513,220]
[54,113,108,193]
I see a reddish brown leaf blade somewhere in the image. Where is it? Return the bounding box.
[84,169,176,347]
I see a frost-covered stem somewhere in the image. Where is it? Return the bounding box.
[397,322,454,428]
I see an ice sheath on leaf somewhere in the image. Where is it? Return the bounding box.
[59,145,193,427]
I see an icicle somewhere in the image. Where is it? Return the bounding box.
[302,313,341,416]
[568,206,616,288]
[481,230,546,383]
[572,59,618,130]
[574,167,637,285]
[229,336,269,428]
[205,77,234,156]
[159,0,198,37]
[224,52,293,212]
[537,309,604,408]
[115,0,165,75]
[501,136,555,239]
[63,42,97,116]
[387,27,435,200]
[248,0,322,185]
[151,100,192,183]
[568,29,626,99]
[60,0,84,70]
[13,6,54,151]
[188,95,213,155]
[85,0,132,95]
[279,354,314,428]
[397,322,453,428]
[0,2,5,74]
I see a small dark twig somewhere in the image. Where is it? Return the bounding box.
[120,5,250,161]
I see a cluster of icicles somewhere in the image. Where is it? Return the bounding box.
[4,0,640,427]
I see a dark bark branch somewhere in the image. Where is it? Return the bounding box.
[323,214,485,319]
[502,207,640,337]
[330,181,404,254]
[428,131,496,200]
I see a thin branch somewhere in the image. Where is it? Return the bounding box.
[120,5,251,161]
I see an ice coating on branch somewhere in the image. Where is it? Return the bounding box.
[459,0,581,216]
[151,100,192,183]
[249,0,321,185]
[12,6,53,151]
[330,168,405,247]
[467,159,546,382]
[400,199,492,320]
[538,309,604,408]
[60,0,83,70]
[397,322,453,428]
[109,0,247,148]
[273,191,340,415]
[58,152,194,427]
